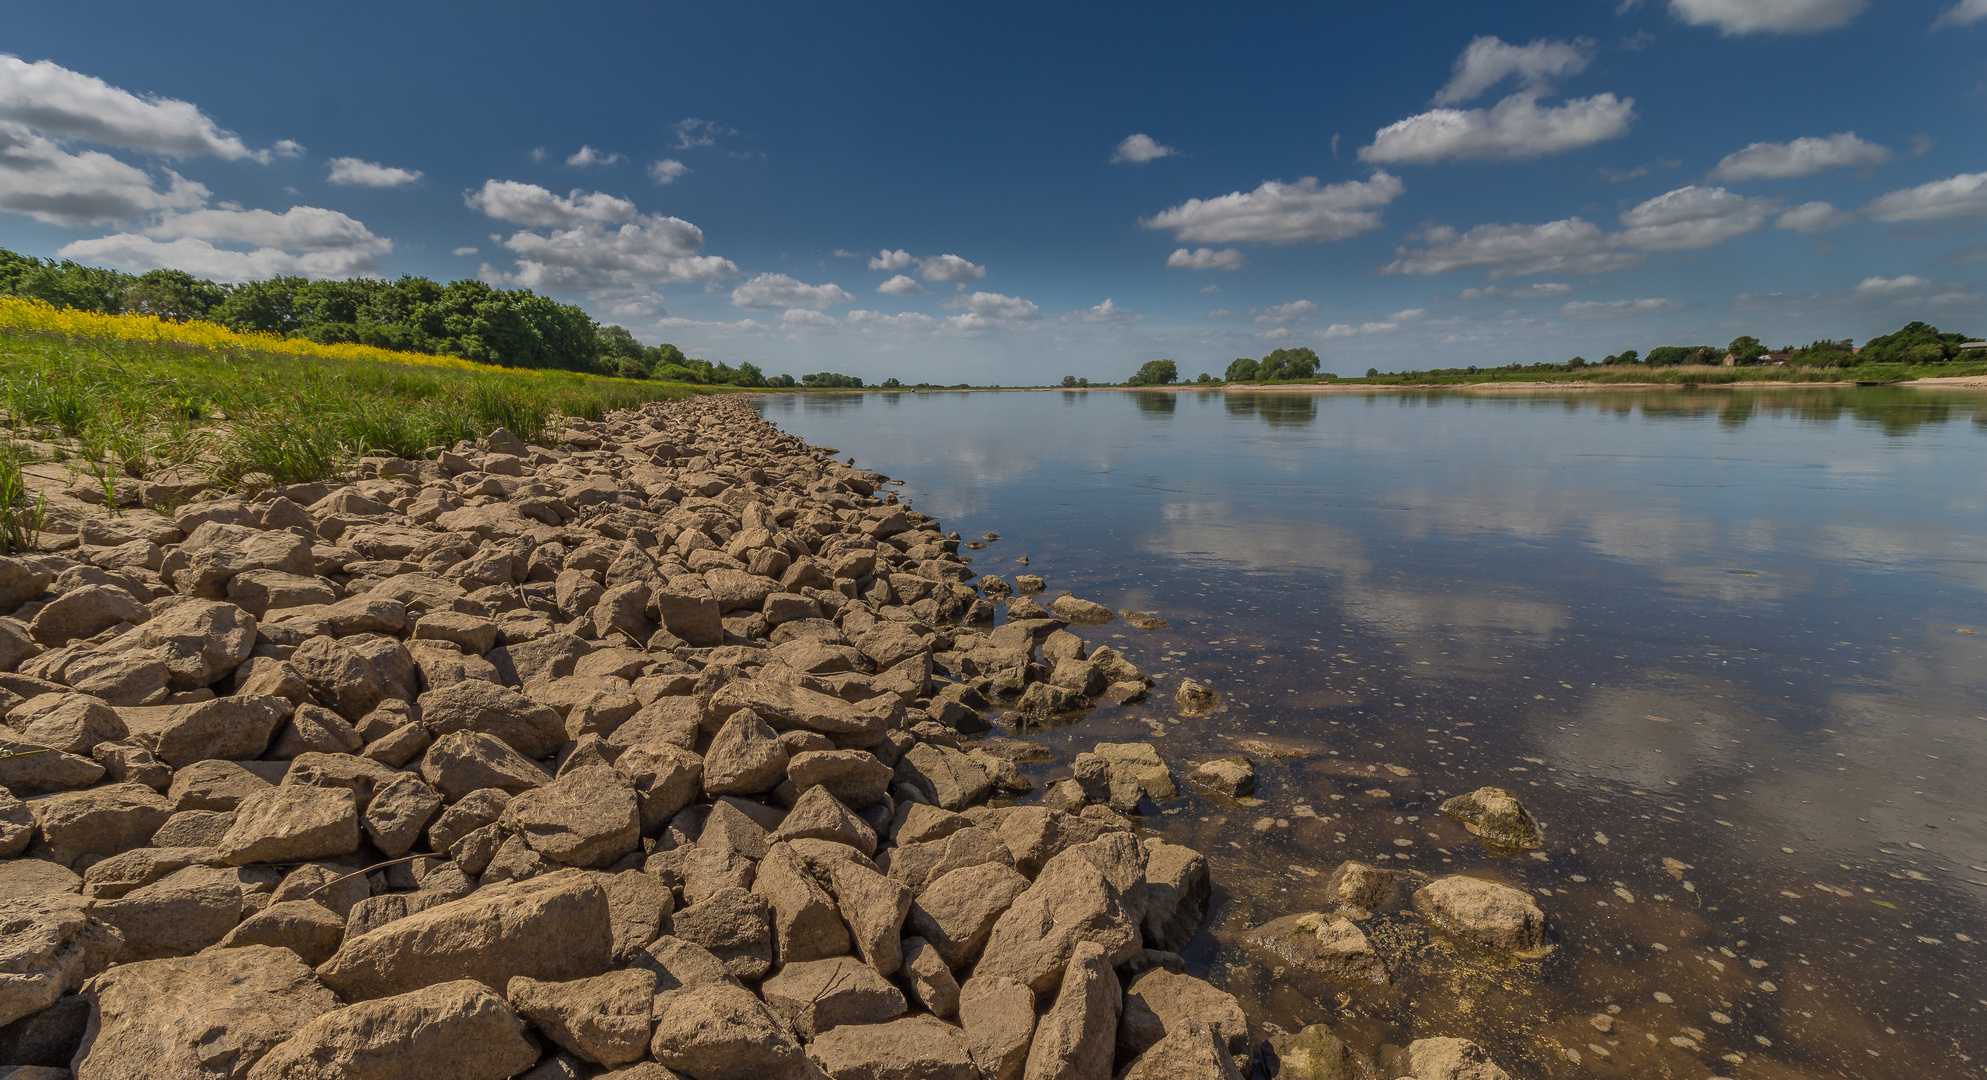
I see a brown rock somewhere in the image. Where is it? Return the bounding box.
[665,886,772,981]
[1140,839,1209,952]
[958,975,1035,1080]
[1118,1023,1243,1080]
[501,763,641,868]
[593,869,673,963]
[907,862,1030,970]
[215,900,347,966]
[753,842,849,966]
[1268,1024,1370,1080]
[975,846,1140,993]
[761,955,907,1037]
[1402,1037,1513,1080]
[767,785,876,856]
[246,979,539,1080]
[650,979,804,1080]
[702,708,788,796]
[1244,912,1387,984]
[0,895,121,1027]
[28,585,147,647]
[786,749,893,808]
[814,856,911,976]
[1411,876,1550,956]
[806,1015,977,1080]
[173,522,314,599]
[418,730,552,801]
[508,968,656,1067]
[1439,787,1543,855]
[898,936,960,1018]
[89,865,245,960]
[1019,940,1119,1080]
[119,599,257,689]
[73,945,339,1080]
[361,773,443,858]
[417,679,566,760]
[892,742,991,811]
[289,635,413,722]
[219,786,360,865]
[1117,969,1251,1059]
[14,696,125,756]
[27,783,171,866]
[267,703,363,759]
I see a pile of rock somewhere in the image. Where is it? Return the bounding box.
[0,396,1273,1079]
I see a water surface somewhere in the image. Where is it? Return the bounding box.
[756,386,1987,1080]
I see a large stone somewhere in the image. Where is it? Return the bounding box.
[417,680,566,760]
[14,696,125,756]
[665,886,772,981]
[215,900,348,966]
[0,895,121,1027]
[61,649,171,707]
[219,786,360,865]
[806,1016,977,1080]
[173,523,314,599]
[1269,1024,1368,1080]
[893,743,991,811]
[418,731,552,801]
[28,586,147,647]
[79,846,215,900]
[1117,969,1251,1059]
[768,785,876,856]
[1401,1037,1513,1080]
[650,979,805,1080]
[1020,940,1119,1080]
[1412,876,1550,956]
[0,736,106,795]
[1439,787,1543,855]
[761,955,906,1037]
[898,936,959,1018]
[508,968,656,1068]
[613,742,702,834]
[653,589,723,648]
[267,704,362,759]
[907,862,1030,970]
[27,783,171,866]
[289,636,412,722]
[225,570,337,618]
[785,749,893,807]
[1140,839,1209,952]
[361,773,443,858]
[72,945,338,1080]
[958,976,1035,1080]
[316,870,613,1000]
[592,869,673,964]
[708,678,888,739]
[1244,912,1386,984]
[0,789,32,857]
[1186,756,1253,798]
[281,753,402,809]
[815,856,912,976]
[501,764,641,868]
[246,980,540,1080]
[1320,861,1402,918]
[119,600,258,689]
[702,708,788,796]
[120,695,294,768]
[753,842,850,966]
[89,865,244,960]
[1118,1024,1243,1080]
[974,847,1139,993]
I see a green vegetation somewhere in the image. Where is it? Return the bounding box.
[1125,359,1179,386]
[0,324,720,493]
[0,246,767,384]
[1222,347,1321,383]
[800,372,865,389]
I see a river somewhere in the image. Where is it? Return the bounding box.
[754,385,1987,1080]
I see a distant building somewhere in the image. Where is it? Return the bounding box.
[1762,352,1790,365]
[1961,341,1986,351]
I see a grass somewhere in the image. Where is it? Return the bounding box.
[0,319,729,499]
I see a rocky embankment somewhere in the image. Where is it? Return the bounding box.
[0,396,1530,1080]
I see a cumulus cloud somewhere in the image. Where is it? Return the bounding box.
[876,274,922,296]
[939,291,1041,333]
[1433,36,1593,104]
[1064,298,1141,324]
[467,179,737,292]
[847,309,939,331]
[917,253,986,282]
[60,205,392,280]
[1708,132,1890,181]
[0,122,207,225]
[1111,133,1178,163]
[272,139,305,158]
[565,145,621,167]
[453,246,478,256]
[780,308,838,330]
[1143,172,1403,244]
[671,119,735,150]
[647,159,688,184]
[1559,297,1683,317]
[1862,172,1987,222]
[869,249,912,270]
[1323,308,1425,337]
[327,157,422,187]
[1854,274,1931,293]
[1166,246,1247,270]
[1383,184,1773,276]
[1669,0,1867,34]
[0,55,266,159]
[1935,0,1987,27]
[1255,299,1318,324]
[730,273,854,310]
[1776,201,1853,234]
[1458,282,1574,300]
[1361,93,1635,163]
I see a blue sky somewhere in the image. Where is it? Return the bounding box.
[5,0,1986,381]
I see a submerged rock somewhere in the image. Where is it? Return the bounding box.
[1412,875,1551,957]
[1439,787,1543,855]
[1245,911,1387,984]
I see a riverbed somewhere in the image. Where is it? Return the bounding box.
[755,386,1987,1080]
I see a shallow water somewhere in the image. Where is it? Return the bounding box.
[754,386,1987,1080]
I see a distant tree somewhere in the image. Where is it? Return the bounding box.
[1256,347,1320,380]
[1060,375,1077,388]
[1645,345,1717,367]
[1616,348,1640,364]
[882,378,902,388]
[801,372,864,388]
[766,373,796,387]
[1224,357,1260,382]
[213,277,308,335]
[1126,359,1178,386]
[1726,335,1764,364]
[1077,377,1089,387]
[1365,367,1379,377]
[1568,356,1587,368]
[127,269,226,322]
[1196,372,1216,384]
[1860,321,1972,364]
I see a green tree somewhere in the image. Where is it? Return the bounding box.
[1126,359,1178,386]
[1616,348,1640,365]
[127,269,226,322]
[1060,375,1077,388]
[213,277,308,334]
[1726,335,1765,364]
[1860,321,1973,364]
[1256,347,1320,381]
[1224,357,1260,382]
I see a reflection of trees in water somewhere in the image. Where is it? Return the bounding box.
[799,392,869,414]
[1222,393,1319,427]
[1128,391,1177,416]
[1424,387,1986,437]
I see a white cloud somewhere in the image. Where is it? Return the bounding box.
[0,55,265,159]
[1199,284,1222,294]
[467,180,636,228]
[847,309,939,331]
[1559,297,1683,317]
[1206,308,1233,317]
[452,246,478,256]
[1111,133,1178,163]
[1255,299,1318,324]
[1708,132,1890,181]
[917,253,986,283]
[1936,0,1987,27]
[1166,246,1247,270]
[1360,93,1635,163]
[1669,0,1867,34]
[1065,298,1141,324]
[647,159,688,184]
[671,119,735,150]
[271,139,305,158]
[1616,185,1774,251]
[730,273,854,310]
[1323,308,1426,337]
[1434,36,1593,104]
[566,145,621,167]
[326,157,422,187]
[61,205,392,280]
[1854,274,1931,293]
[1862,172,1987,222]
[1458,282,1574,299]
[1776,201,1853,234]
[939,291,1041,333]
[780,308,838,329]
[1383,184,1773,277]
[876,274,922,296]
[0,122,206,225]
[869,249,912,270]
[1143,172,1404,244]
[467,179,737,292]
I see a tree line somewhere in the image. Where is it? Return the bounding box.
[1126,347,1325,386]
[1583,322,1978,369]
[0,246,775,385]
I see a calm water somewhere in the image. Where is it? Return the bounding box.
[755,386,1987,1080]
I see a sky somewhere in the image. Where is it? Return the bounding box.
[4,0,1987,382]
